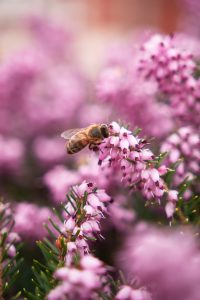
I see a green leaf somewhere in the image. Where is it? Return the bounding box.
[44,224,57,239]
[48,218,63,236]
[132,127,142,136]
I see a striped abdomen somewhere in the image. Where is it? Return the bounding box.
[66,133,89,154]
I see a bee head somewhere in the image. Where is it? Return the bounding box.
[100,124,109,138]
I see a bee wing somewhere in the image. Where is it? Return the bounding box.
[60,128,84,140]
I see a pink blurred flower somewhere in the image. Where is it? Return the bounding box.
[43,165,80,203]
[0,203,20,258]
[96,40,173,138]
[48,254,107,300]
[115,285,152,300]
[14,202,52,241]
[78,155,112,189]
[107,195,135,231]
[117,225,200,300]
[0,135,25,172]
[26,68,86,132]
[161,126,200,186]
[139,34,200,128]
[33,136,66,165]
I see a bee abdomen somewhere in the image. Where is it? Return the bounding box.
[66,139,88,154]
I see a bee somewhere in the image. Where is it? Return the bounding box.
[61,124,109,154]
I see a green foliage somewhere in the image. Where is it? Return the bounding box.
[24,223,61,300]
[0,200,23,299]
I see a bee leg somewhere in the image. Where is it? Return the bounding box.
[89,143,99,152]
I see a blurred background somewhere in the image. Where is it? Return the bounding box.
[0,0,186,77]
[0,0,199,295]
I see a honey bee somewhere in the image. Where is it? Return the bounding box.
[61,124,109,154]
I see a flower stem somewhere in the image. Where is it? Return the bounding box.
[175,207,188,224]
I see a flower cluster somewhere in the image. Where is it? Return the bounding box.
[117,225,200,300]
[0,202,20,258]
[96,41,173,138]
[107,195,135,231]
[161,126,200,199]
[0,135,25,173]
[44,165,80,203]
[98,122,174,208]
[139,34,200,128]
[55,181,111,264]
[44,155,113,204]
[46,182,113,299]
[0,17,86,187]
[115,285,152,300]
[48,254,108,300]
[161,126,200,187]
[14,202,53,241]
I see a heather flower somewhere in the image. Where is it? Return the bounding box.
[56,181,111,264]
[96,42,173,138]
[78,154,112,189]
[115,285,152,300]
[0,22,87,184]
[165,190,179,218]
[14,202,52,241]
[47,254,108,300]
[161,126,200,187]
[0,49,42,134]
[0,135,25,173]
[27,15,72,59]
[33,136,66,165]
[44,156,113,204]
[26,68,86,132]
[0,202,20,258]
[117,225,200,300]
[107,195,135,231]
[97,122,174,208]
[139,34,200,128]
[43,165,80,203]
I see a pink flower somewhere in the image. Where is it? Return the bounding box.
[63,217,76,231]
[118,225,200,300]
[14,202,52,241]
[47,284,68,300]
[0,135,24,172]
[108,201,135,231]
[80,255,104,272]
[57,181,112,264]
[96,42,173,138]
[115,285,152,300]
[7,245,16,258]
[0,203,20,259]
[139,34,200,128]
[168,190,178,202]
[97,122,171,207]
[115,285,132,300]
[165,201,176,218]
[48,255,108,300]
[33,136,66,165]
[161,127,200,192]
[44,165,80,203]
